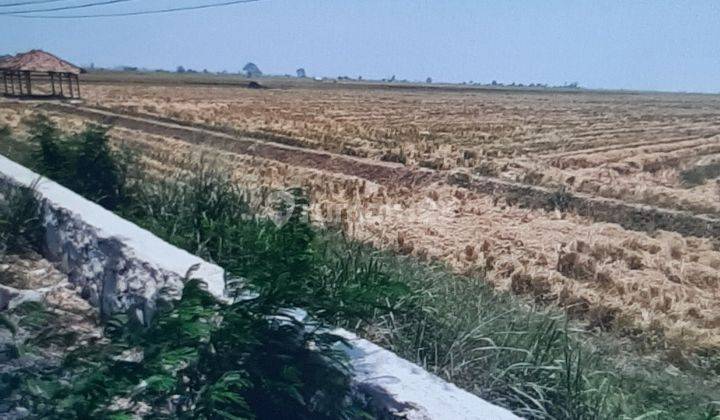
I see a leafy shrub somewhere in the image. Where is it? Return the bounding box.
[11,278,366,419]
[0,183,43,255]
[28,114,66,181]
[27,115,131,210]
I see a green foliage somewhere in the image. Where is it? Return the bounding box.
[680,162,720,187]
[0,183,43,255]
[11,278,364,419]
[28,114,66,181]
[0,124,10,140]
[120,167,409,325]
[70,124,128,209]
[0,125,35,165]
[119,165,718,419]
[328,239,720,420]
[27,115,131,210]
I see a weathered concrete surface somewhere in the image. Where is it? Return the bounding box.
[0,154,225,320]
[0,153,519,420]
[337,329,519,420]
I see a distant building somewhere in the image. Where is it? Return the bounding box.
[1,49,83,99]
[243,62,262,78]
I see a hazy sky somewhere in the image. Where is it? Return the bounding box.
[2,0,720,92]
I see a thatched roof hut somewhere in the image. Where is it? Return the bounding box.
[1,50,83,98]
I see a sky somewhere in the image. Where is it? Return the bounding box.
[1,0,720,92]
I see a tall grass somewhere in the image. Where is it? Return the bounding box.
[0,182,43,256]
[27,114,132,210]
[120,164,719,419]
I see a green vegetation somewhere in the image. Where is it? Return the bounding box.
[0,124,35,166]
[680,161,720,188]
[9,279,365,419]
[0,182,43,256]
[1,115,718,419]
[28,114,132,210]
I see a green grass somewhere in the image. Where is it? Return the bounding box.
[0,181,43,256]
[3,115,719,419]
[680,161,720,188]
[0,125,35,169]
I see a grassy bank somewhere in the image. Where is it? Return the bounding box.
[0,120,369,419]
[2,116,719,418]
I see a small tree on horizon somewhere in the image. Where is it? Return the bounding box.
[243,62,262,77]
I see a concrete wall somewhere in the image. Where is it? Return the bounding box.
[0,154,518,420]
[0,155,225,321]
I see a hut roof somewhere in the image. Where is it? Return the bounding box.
[0,50,82,75]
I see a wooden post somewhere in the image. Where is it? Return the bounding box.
[58,73,64,97]
[75,74,81,98]
[25,71,31,96]
[67,73,73,98]
[2,72,7,95]
[17,72,23,96]
[9,72,14,95]
[50,72,56,96]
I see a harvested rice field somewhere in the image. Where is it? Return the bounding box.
[82,81,720,215]
[2,77,720,354]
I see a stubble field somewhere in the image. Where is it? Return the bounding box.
[83,82,720,215]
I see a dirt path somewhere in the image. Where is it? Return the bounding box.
[3,100,720,238]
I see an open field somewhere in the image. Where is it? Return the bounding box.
[80,78,720,216]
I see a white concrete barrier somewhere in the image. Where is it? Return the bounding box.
[0,154,225,320]
[0,154,519,420]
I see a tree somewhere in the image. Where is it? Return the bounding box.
[426,77,432,84]
[296,68,306,78]
[243,62,262,77]
[176,65,186,73]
